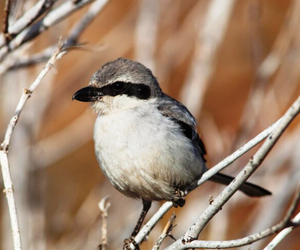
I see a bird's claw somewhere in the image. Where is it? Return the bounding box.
[172,189,185,207]
[123,236,140,250]
[182,235,197,244]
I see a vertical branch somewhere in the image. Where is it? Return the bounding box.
[0,41,67,250]
[98,196,111,250]
[0,151,22,250]
[3,0,12,43]
[180,0,236,116]
[0,0,97,63]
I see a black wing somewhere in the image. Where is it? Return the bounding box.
[170,118,207,162]
[157,94,207,162]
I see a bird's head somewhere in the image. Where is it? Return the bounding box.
[72,58,162,115]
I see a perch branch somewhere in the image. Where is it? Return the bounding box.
[180,183,300,249]
[166,95,300,249]
[129,117,283,249]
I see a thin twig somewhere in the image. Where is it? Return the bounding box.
[179,183,300,249]
[0,40,68,250]
[0,151,21,250]
[0,0,98,63]
[98,196,111,250]
[0,0,109,74]
[3,0,12,43]
[0,46,55,74]
[6,0,56,40]
[1,41,66,150]
[247,166,300,250]
[152,213,176,250]
[263,212,300,250]
[166,95,300,249]
[192,119,281,190]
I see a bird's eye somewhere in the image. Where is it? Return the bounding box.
[112,82,127,92]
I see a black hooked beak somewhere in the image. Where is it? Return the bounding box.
[72,86,104,102]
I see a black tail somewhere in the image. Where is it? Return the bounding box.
[209,172,271,197]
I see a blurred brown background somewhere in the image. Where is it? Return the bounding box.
[0,0,300,249]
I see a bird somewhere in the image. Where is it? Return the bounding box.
[72,58,271,249]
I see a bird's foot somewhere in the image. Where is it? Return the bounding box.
[172,189,185,207]
[123,237,140,250]
[182,235,197,244]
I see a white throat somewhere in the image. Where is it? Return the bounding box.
[92,95,151,115]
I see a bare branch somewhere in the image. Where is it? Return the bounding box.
[1,40,66,150]
[0,40,68,250]
[166,95,300,249]
[0,0,109,74]
[152,213,176,250]
[192,119,281,190]
[179,183,300,249]
[0,46,55,74]
[3,0,12,43]
[0,151,21,250]
[6,0,56,40]
[0,0,99,62]
[98,196,111,250]
[128,117,282,249]
[264,212,300,250]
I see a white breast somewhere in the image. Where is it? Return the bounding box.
[93,102,206,201]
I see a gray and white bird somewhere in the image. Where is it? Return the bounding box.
[73,58,271,246]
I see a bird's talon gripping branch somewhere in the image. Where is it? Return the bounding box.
[182,235,197,244]
[172,188,186,207]
[172,197,185,208]
[123,237,139,250]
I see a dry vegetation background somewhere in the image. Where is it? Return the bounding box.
[0,0,300,249]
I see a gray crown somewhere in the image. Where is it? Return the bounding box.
[90,58,163,97]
